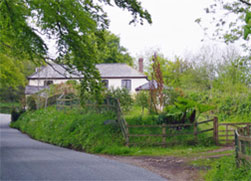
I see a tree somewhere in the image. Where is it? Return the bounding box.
[0,54,25,89]
[0,0,151,101]
[0,54,36,102]
[97,31,133,65]
[149,53,164,113]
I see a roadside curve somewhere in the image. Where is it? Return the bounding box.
[0,114,165,180]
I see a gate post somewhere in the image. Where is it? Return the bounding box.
[162,123,166,147]
[213,117,219,145]
[194,121,198,143]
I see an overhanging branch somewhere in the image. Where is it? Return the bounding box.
[239,0,251,6]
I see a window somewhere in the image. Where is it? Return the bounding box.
[44,80,53,86]
[121,80,131,91]
[102,80,109,88]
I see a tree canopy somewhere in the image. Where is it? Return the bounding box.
[0,0,151,99]
[97,31,133,65]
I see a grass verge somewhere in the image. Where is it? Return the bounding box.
[190,155,251,181]
[11,106,217,156]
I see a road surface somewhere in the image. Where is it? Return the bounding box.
[0,114,165,180]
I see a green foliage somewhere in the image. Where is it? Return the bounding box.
[105,88,133,112]
[185,89,251,123]
[244,11,251,40]
[0,102,20,114]
[0,0,151,102]
[158,97,215,125]
[97,31,133,65]
[135,91,149,116]
[205,156,251,181]
[11,105,217,155]
[11,106,124,152]
[0,53,25,89]
[26,96,37,111]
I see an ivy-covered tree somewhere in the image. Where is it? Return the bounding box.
[0,0,151,101]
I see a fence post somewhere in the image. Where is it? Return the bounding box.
[125,125,129,147]
[213,117,219,145]
[162,123,166,147]
[226,124,229,144]
[235,130,240,168]
[246,124,250,136]
[194,121,198,143]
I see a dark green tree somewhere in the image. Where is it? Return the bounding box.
[97,31,133,65]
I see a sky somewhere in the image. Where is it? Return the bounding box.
[104,0,228,59]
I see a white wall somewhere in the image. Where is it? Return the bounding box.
[105,78,148,93]
[29,79,70,86]
[29,78,148,93]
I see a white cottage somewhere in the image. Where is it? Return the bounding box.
[25,61,148,95]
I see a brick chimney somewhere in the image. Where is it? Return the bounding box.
[138,58,144,73]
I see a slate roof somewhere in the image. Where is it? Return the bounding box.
[25,85,49,95]
[28,64,82,79]
[28,63,147,79]
[135,80,169,91]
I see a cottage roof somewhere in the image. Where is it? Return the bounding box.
[28,64,82,79]
[96,63,146,78]
[135,80,169,91]
[28,63,147,79]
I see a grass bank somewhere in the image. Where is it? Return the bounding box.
[11,105,251,180]
[190,155,251,181]
[11,106,217,156]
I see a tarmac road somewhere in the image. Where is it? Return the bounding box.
[0,114,165,181]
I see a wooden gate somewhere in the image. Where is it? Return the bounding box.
[217,122,251,145]
[235,125,251,167]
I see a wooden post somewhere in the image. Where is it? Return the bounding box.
[162,123,166,147]
[246,124,250,136]
[213,117,219,145]
[194,121,198,143]
[235,130,240,168]
[226,125,229,144]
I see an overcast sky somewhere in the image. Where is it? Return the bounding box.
[104,0,229,59]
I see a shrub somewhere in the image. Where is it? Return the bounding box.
[135,91,149,116]
[158,97,214,125]
[105,88,133,112]
[26,96,37,110]
[11,107,25,122]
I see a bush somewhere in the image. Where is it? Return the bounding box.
[135,91,149,115]
[26,96,37,110]
[105,88,133,112]
[11,107,25,122]
[10,106,124,153]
